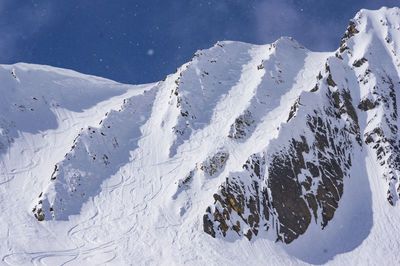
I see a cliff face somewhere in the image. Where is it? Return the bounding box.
[202,40,359,244]
[203,7,400,243]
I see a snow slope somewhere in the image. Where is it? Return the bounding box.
[1,7,400,265]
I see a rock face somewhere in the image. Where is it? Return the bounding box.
[228,110,255,140]
[203,8,400,242]
[362,75,400,205]
[203,80,357,243]
[200,151,229,177]
[27,7,400,248]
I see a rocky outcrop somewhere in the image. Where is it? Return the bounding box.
[203,39,364,242]
[200,151,229,177]
[203,154,266,241]
[228,110,255,139]
[358,97,376,111]
[202,12,400,242]
[339,20,360,53]
[204,90,356,243]
[363,75,400,205]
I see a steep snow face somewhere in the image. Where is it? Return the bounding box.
[203,6,400,247]
[343,7,400,206]
[2,6,400,266]
[0,63,132,156]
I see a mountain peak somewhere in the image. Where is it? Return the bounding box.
[1,7,400,265]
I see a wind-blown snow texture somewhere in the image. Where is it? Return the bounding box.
[1,7,400,265]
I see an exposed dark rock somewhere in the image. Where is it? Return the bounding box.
[287,98,300,122]
[330,88,361,144]
[228,110,255,140]
[204,155,266,239]
[325,63,337,87]
[34,209,45,221]
[353,57,368,67]
[327,74,337,87]
[310,84,319,92]
[340,21,360,47]
[200,151,229,177]
[363,75,400,205]
[267,137,312,243]
[341,89,359,125]
[180,170,195,187]
[358,98,376,111]
[50,165,58,180]
[204,106,354,243]
[203,211,216,238]
[335,53,344,60]
[339,45,349,54]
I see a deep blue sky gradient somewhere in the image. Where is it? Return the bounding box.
[0,0,398,84]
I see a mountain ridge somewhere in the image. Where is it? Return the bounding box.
[1,6,400,265]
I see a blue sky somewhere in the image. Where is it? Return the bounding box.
[0,0,398,84]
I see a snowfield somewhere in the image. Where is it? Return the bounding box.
[1,7,400,265]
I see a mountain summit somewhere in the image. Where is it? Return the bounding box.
[1,7,400,265]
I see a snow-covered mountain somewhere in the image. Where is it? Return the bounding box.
[1,7,400,265]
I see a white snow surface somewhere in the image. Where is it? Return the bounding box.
[1,7,400,265]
